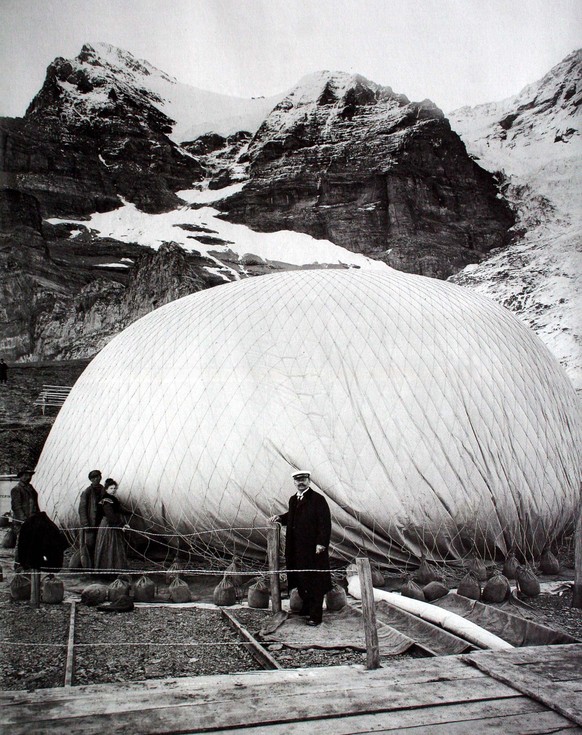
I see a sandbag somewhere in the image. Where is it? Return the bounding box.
[516,565,540,597]
[482,572,510,603]
[414,557,438,585]
[134,575,156,602]
[212,576,235,606]
[289,587,304,612]
[69,544,91,570]
[41,573,64,604]
[68,548,82,570]
[502,551,519,579]
[466,557,488,582]
[423,580,449,601]
[81,583,108,606]
[10,572,31,601]
[224,558,243,600]
[325,583,347,611]
[165,560,186,584]
[79,544,91,570]
[169,576,192,603]
[539,548,560,575]
[108,576,132,602]
[401,578,425,601]
[457,572,481,601]
[2,526,17,549]
[371,566,385,587]
[247,578,270,609]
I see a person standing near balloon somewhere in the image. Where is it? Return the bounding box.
[94,478,130,571]
[78,469,105,567]
[269,470,332,626]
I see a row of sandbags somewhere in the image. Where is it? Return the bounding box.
[9,572,64,603]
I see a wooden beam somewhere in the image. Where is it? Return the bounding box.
[220,609,282,670]
[267,524,281,614]
[355,557,380,670]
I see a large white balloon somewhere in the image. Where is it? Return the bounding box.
[35,269,582,565]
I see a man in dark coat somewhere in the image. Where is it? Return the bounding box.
[78,469,105,567]
[11,468,40,564]
[270,470,332,626]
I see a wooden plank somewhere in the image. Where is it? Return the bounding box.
[0,661,492,723]
[63,601,76,687]
[3,676,518,735]
[0,658,490,710]
[0,654,490,704]
[208,699,580,735]
[468,644,582,667]
[466,650,582,726]
[220,609,282,670]
[356,558,380,669]
[517,658,582,683]
[384,711,582,734]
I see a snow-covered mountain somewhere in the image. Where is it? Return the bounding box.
[30,42,283,143]
[1,43,580,393]
[449,50,581,393]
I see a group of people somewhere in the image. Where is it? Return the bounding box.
[79,469,130,571]
[11,464,333,625]
[10,467,130,572]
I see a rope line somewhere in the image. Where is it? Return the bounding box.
[0,641,264,648]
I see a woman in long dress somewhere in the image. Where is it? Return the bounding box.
[94,478,129,571]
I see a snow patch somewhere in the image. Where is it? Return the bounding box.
[47,187,389,271]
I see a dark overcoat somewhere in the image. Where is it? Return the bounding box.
[18,512,69,570]
[11,481,40,522]
[279,488,332,597]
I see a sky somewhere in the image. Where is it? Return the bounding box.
[1,0,581,117]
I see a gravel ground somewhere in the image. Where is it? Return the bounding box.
[519,589,582,640]
[0,596,70,690]
[1,569,580,692]
[73,606,258,686]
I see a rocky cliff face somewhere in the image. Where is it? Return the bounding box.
[220,72,514,278]
[2,44,205,218]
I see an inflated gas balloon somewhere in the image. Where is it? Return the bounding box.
[35,269,581,564]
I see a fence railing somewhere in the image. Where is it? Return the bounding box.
[34,385,73,415]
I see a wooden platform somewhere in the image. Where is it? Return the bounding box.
[1,644,581,734]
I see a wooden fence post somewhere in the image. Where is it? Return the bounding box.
[356,557,380,670]
[30,569,41,608]
[572,489,582,609]
[267,524,282,613]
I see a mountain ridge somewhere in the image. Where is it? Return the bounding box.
[1,43,580,392]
